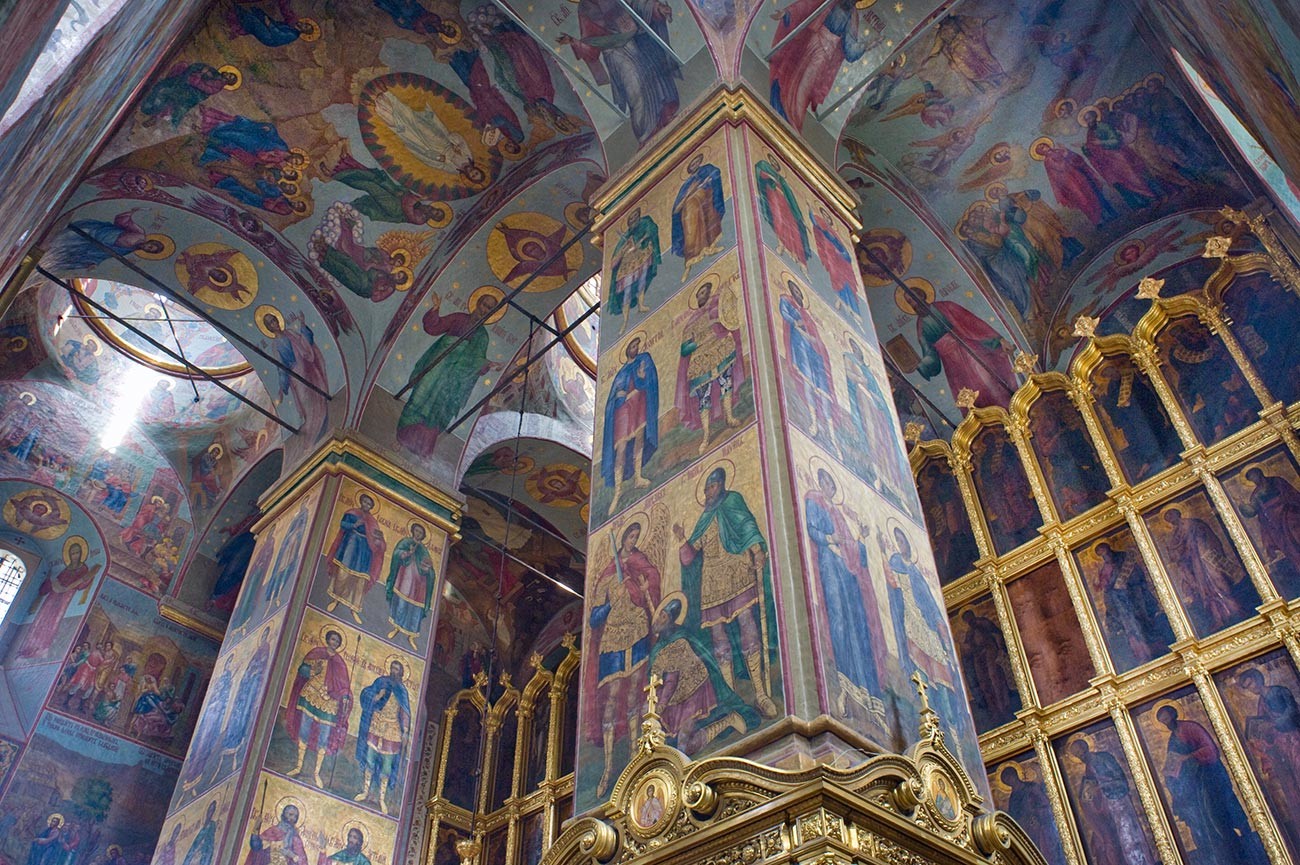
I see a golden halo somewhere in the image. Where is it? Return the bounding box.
[319,623,347,646]
[487,212,582,292]
[564,201,593,231]
[392,266,415,290]
[383,653,407,676]
[806,454,844,504]
[8,336,28,352]
[82,335,103,356]
[136,234,175,260]
[695,458,737,506]
[469,285,507,324]
[984,182,1008,202]
[355,489,378,509]
[1051,98,1075,119]
[654,591,688,624]
[779,272,805,298]
[688,275,720,309]
[151,495,165,506]
[622,330,649,351]
[682,149,708,178]
[1029,137,1053,161]
[272,796,308,826]
[209,443,224,459]
[425,203,454,229]
[1144,73,1165,91]
[297,18,321,41]
[883,515,910,549]
[499,137,525,160]
[579,503,590,525]
[254,304,285,339]
[218,65,242,91]
[857,228,912,287]
[340,820,371,853]
[438,21,463,44]
[1078,105,1102,127]
[895,277,935,315]
[48,814,65,827]
[63,535,89,565]
[1152,698,1182,719]
[408,519,426,536]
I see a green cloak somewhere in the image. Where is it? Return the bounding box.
[608,215,662,316]
[681,489,780,674]
[648,619,762,736]
[397,326,489,444]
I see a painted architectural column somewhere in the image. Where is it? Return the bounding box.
[575,88,983,816]
[154,437,461,865]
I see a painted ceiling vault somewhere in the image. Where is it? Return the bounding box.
[0,0,1290,601]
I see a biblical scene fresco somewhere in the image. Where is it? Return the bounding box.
[170,451,282,629]
[1005,560,1093,706]
[1221,271,1300,408]
[599,134,736,342]
[308,478,447,656]
[589,251,753,526]
[914,456,980,585]
[1220,446,1300,600]
[1073,527,1175,673]
[843,177,1024,423]
[0,483,108,735]
[54,577,219,757]
[966,424,1040,555]
[170,612,285,811]
[1025,388,1110,521]
[576,426,783,812]
[228,480,326,641]
[751,0,943,134]
[1143,489,1260,638]
[1085,352,1183,484]
[788,427,980,781]
[949,594,1020,732]
[840,0,1247,354]
[238,771,399,865]
[152,775,237,865]
[1054,720,1162,865]
[266,607,425,818]
[0,711,182,865]
[987,752,1067,865]
[0,381,193,595]
[1214,649,1300,861]
[767,259,920,522]
[1153,314,1258,446]
[1131,686,1270,865]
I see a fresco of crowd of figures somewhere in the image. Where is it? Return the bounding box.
[915,218,1300,865]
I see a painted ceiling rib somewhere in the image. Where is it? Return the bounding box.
[484,0,628,118]
[394,223,594,401]
[443,297,600,437]
[859,243,1021,402]
[611,0,683,64]
[40,266,299,435]
[764,0,838,60]
[66,224,333,402]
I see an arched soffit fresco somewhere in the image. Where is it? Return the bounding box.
[842,169,1024,426]
[836,0,1251,332]
[0,380,194,597]
[461,436,591,550]
[45,0,616,438]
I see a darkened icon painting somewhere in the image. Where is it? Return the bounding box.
[1133,688,1269,865]
[1075,529,1174,672]
[969,425,1040,554]
[915,458,980,584]
[1055,721,1160,865]
[1027,389,1110,520]
[1215,651,1300,861]
[950,596,1020,732]
[1156,318,1258,445]
[1088,354,1182,483]
[1223,272,1300,407]
[1144,493,1260,637]
[988,754,1067,865]
[1006,561,1093,706]
[1221,448,1300,599]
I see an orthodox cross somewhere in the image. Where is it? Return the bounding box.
[912,671,932,714]
[645,672,663,716]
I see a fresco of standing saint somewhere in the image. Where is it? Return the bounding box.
[285,628,354,788]
[674,279,744,453]
[670,155,726,282]
[17,535,102,659]
[600,337,660,510]
[608,209,663,336]
[674,466,779,719]
[397,289,503,458]
[354,658,411,813]
[756,157,810,272]
[325,493,388,623]
[385,522,436,650]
